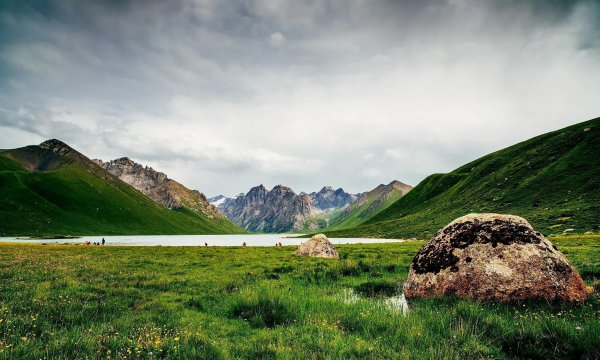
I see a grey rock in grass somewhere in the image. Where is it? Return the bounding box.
[404,214,589,302]
[295,234,339,259]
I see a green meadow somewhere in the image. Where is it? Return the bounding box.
[1,236,599,359]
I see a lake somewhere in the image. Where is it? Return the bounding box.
[0,234,405,246]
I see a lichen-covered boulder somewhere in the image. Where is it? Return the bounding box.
[403,214,588,302]
[295,234,339,259]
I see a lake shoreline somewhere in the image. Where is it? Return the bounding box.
[0,234,407,247]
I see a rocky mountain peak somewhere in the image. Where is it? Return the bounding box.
[208,195,228,207]
[111,157,135,166]
[247,184,268,200]
[96,157,224,220]
[215,184,362,232]
[310,186,357,211]
[98,158,169,188]
[249,184,267,192]
[271,185,295,195]
[388,180,413,194]
[218,184,319,232]
[39,139,73,155]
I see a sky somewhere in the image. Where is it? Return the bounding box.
[1,0,599,197]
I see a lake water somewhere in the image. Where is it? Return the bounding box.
[0,234,405,247]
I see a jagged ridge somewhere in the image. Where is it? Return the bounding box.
[216,185,358,232]
[95,157,224,220]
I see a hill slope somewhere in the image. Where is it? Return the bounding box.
[0,140,244,236]
[323,117,600,238]
[328,180,412,229]
[95,157,226,221]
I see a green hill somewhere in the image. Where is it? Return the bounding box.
[327,180,412,229]
[323,117,600,239]
[0,140,245,236]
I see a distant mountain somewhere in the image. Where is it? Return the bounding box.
[95,157,224,220]
[0,139,244,236]
[218,185,314,232]
[324,117,600,239]
[307,186,358,211]
[208,195,229,207]
[328,180,412,229]
[215,185,359,232]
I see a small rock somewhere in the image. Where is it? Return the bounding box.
[295,234,339,259]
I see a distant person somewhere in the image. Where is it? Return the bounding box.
[242,241,247,247]
[102,238,105,246]
[278,242,282,247]
[205,242,208,247]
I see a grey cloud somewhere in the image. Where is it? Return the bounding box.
[0,102,85,139]
[0,0,599,196]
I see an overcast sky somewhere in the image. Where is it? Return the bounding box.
[1,0,599,196]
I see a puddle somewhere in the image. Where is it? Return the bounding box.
[341,287,360,304]
[341,288,409,316]
[383,293,409,316]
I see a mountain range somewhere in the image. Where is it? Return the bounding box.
[215,185,314,233]
[210,183,410,233]
[0,140,243,236]
[211,185,358,232]
[307,186,359,212]
[1,117,598,237]
[323,117,600,238]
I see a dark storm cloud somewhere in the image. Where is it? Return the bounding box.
[1,0,599,195]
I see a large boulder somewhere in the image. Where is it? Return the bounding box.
[403,214,588,302]
[295,234,339,259]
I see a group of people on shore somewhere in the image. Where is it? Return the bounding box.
[84,238,106,246]
[201,241,284,247]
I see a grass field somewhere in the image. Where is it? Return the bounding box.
[1,236,599,359]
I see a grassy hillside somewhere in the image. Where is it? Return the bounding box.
[0,142,244,236]
[328,181,412,230]
[324,117,600,239]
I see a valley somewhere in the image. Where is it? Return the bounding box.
[3,2,599,359]
[1,118,598,238]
